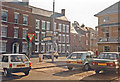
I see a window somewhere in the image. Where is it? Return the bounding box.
[58,44,61,53]
[35,31,39,41]
[58,34,61,42]
[104,46,110,52]
[46,21,50,30]
[42,20,45,30]
[23,15,28,25]
[0,42,7,52]
[67,44,70,52]
[54,22,56,31]
[36,19,40,29]
[14,12,19,24]
[1,26,7,37]
[103,17,109,22]
[117,46,120,52]
[14,28,19,38]
[23,29,27,39]
[35,43,39,53]
[62,34,65,43]
[41,43,45,53]
[62,44,65,53]
[63,24,65,32]
[41,32,45,41]
[86,40,88,45]
[1,10,8,22]
[69,53,77,59]
[66,25,69,33]
[66,35,69,43]
[59,24,62,32]
[22,43,27,52]
[2,56,8,62]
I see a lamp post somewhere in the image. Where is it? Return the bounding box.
[52,0,55,63]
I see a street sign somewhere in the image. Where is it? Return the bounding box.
[43,37,52,41]
[27,33,35,42]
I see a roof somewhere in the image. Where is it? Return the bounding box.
[30,6,68,21]
[1,54,25,56]
[70,27,78,34]
[101,52,120,54]
[95,1,120,16]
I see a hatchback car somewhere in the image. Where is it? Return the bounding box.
[0,54,31,76]
[91,52,120,74]
[66,51,95,71]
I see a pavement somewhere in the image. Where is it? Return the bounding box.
[30,57,67,70]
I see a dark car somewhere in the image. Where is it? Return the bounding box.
[91,52,120,74]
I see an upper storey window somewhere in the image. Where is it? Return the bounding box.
[103,17,109,22]
[1,10,8,22]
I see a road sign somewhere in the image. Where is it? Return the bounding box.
[43,37,52,41]
[27,33,35,42]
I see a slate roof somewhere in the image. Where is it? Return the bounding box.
[95,1,120,16]
[30,6,68,21]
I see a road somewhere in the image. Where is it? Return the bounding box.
[1,57,119,81]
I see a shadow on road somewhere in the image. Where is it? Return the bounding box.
[53,68,85,77]
[2,72,26,81]
[80,70,118,81]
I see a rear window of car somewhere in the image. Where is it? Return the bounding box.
[11,55,29,62]
[98,53,119,59]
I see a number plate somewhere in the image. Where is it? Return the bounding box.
[98,63,107,66]
[70,61,77,64]
[17,64,25,67]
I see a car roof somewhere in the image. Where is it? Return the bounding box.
[72,51,90,53]
[1,54,25,56]
[101,52,120,54]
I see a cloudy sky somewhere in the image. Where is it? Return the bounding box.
[28,0,120,28]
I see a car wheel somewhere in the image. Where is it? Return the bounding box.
[24,71,29,76]
[95,70,100,74]
[4,69,10,77]
[68,67,73,71]
[84,64,90,71]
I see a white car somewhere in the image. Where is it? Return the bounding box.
[0,54,31,76]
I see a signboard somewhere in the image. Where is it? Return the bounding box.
[43,37,52,41]
[27,33,35,42]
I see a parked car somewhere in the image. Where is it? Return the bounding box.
[43,51,59,59]
[66,51,95,71]
[0,54,31,76]
[91,52,120,74]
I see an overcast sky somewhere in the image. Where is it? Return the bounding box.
[28,0,120,28]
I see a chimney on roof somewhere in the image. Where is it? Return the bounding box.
[61,9,65,16]
[22,0,29,5]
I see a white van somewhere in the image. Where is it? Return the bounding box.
[0,54,31,76]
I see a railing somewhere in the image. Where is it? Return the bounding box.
[98,37,119,43]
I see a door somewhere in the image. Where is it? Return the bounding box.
[12,43,19,53]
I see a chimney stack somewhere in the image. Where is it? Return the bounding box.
[61,9,65,16]
[22,0,29,5]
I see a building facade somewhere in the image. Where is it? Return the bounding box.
[0,1,32,54]
[95,1,120,54]
[70,21,90,52]
[30,6,71,56]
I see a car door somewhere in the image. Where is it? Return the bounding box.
[2,55,9,69]
[77,53,83,66]
[68,53,78,65]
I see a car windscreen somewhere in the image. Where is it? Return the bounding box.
[98,53,119,59]
[68,53,89,59]
[11,55,29,62]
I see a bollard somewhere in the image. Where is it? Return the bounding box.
[39,54,43,62]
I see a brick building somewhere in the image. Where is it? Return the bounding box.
[29,6,71,56]
[70,21,90,52]
[0,1,32,54]
[95,1,120,54]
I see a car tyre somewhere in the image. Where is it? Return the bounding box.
[24,71,29,76]
[84,64,90,71]
[95,70,100,74]
[68,67,73,71]
[4,69,10,77]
